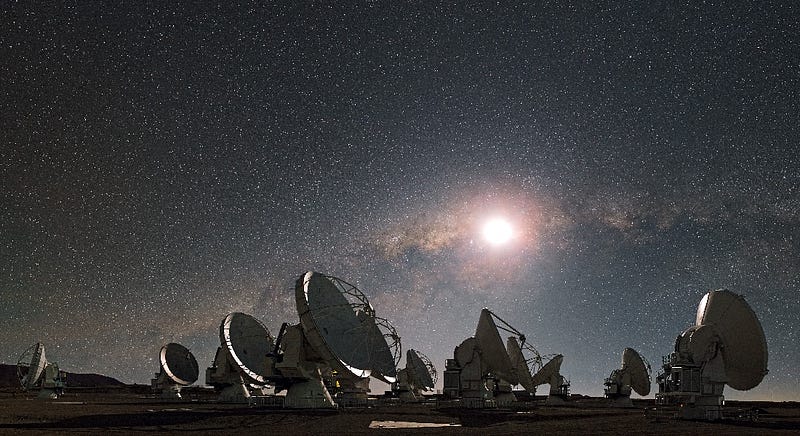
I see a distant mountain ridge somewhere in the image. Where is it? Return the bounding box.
[0,363,125,388]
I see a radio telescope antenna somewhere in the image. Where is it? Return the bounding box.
[506,336,540,394]
[275,271,400,408]
[319,315,402,404]
[655,289,769,420]
[18,343,47,391]
[16,343,65,399]
[604,348,651,407]
[444,308,539,408]
[205,312,275,402]
[531,354,571,404]
[373,316,403,381]
[151,343,199,399]
[393,349,438,402]
[475,309,518,386]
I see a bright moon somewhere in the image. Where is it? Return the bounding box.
[483,218,513,245]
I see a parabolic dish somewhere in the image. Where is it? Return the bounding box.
[695,289,768,390]
[406,349,435,391]
[507,336,537,392]
[475,308,518,385]
[296,271,397,381]
[533,354,563,385]
[622,347,650,396]
[220,312,274,385]
[160,343,199,386]
[362,315,399,383]
[18,343,47,390]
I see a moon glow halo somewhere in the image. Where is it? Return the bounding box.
[482,218,513,246]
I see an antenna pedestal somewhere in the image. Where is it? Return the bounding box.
[392,369,419,402]
[397,389,420,403]
[604,365,638,408]
[332,377,370,408]
[285,377,336,409]
[39,364,65,399]
[206,353,235,398]
[604,377,634,407]
[151,372,185,399]
[656,356,725,420]
[206,348,253,403]
[37,389,58,399]
[603,375,632,396]
[453,340,498,408]
[164,385,184,400]
[273,324,314,378]
[161,384,184,400]
[456,371,498,409]
[604,379,634,408]
[274,324,337,408]
[217,382,251,403]
[543,376,570,405]
[494,379,516,407]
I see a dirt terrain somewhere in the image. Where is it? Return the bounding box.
[1,389,798,435]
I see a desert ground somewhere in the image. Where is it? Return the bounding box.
[1,388,798,435]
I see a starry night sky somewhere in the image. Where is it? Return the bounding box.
[2,2,798,400]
